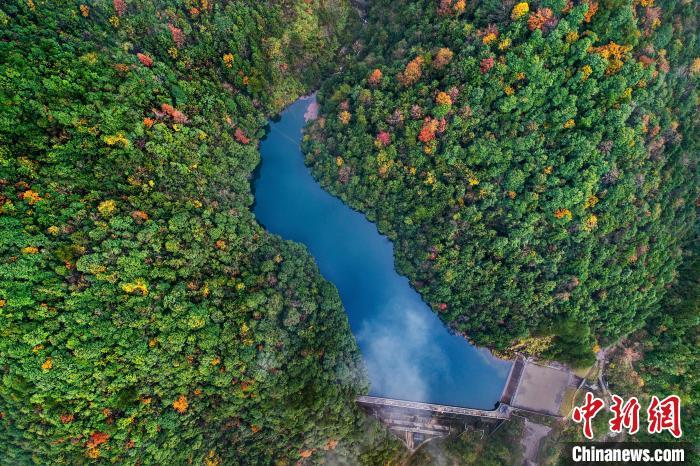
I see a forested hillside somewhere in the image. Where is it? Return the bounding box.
[541,234,699,456]
[306,0,698,366]
[0,1,404,464]
[606,230,699,443]
[1,0,697,463]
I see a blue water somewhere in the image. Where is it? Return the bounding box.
[253,96,511,409]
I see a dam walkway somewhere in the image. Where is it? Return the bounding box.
[357,355,578,451]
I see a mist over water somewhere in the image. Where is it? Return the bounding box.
[357,296,447,403]
[253,96,511,408]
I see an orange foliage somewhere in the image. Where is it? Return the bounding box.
[583,1,598,22]
[528,8,556,31]
[86,432,109,449]
[398,56,424,86]
[173,395,189,413]
[168,23,185,48]
[338,110,351,125]
[368,68,383,86]
[131,210,149,222]
[160,103,188,124]
[137,53,153,67]
[21,190,42,204]
[639,55,655,67]
[691,58,700,75]
[590,42,632,60]
[590,42,632,75]
[554,208,573,220]
[435,91,452,106]
[480,24,499,45]
[583,214,598,231]
[22,190,43,205]
[433,48,453,69]
[418,118,439,143]
[234,128,250,144]
[300,449,314,458]
[325,439,339,450]
[60,413,74,424]
[437,0,453,15]
[437,0,465,15]
[483,32,498,45]
[223,53,234,68]
[480,57,494,73]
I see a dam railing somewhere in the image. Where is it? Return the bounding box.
[356,356,525,450]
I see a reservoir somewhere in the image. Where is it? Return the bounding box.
[253,96,511,409]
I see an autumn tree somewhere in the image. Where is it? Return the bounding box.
[368,68,383,85]
[398,56,424,86]
[433,48,453,69]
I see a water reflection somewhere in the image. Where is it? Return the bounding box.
[253,96,511,408]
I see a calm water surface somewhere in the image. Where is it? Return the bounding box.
[253,97,511,409]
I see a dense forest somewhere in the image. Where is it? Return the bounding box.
[304,0,699,453]
[0,1,407,464]
[537,230,699,460]
[541,236,699,457]
[1,0,698,463]
[605,230,699,444]
[407,417,525,465]
[306,0,698,368]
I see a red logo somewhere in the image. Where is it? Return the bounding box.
[609,395,640,435]
[647,395,682,438]
[572,392,605,439]
[572,392,682,439]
